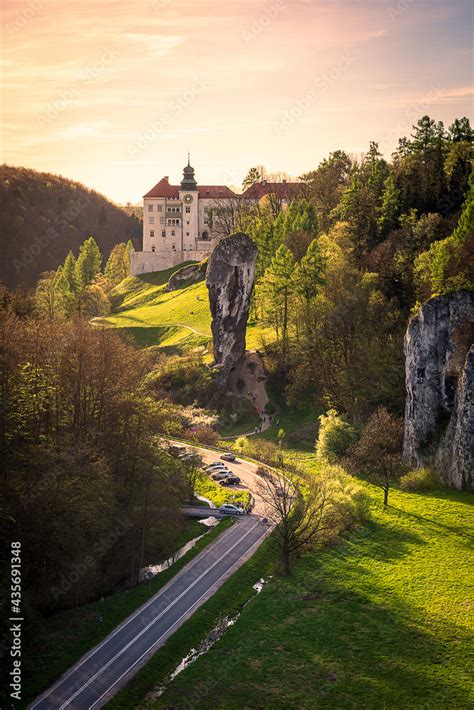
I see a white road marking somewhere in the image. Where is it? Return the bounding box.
[88,525,270,709]
[29,521,241,709]
[58,521,260,709]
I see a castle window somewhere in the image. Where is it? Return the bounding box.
[148,204,153,212]
[185,206,190,213]
[204,219,208,224]
[149,216,154,224]
[160,217,165,224]
[157,204,162,211]
[202,230,209,240]
[186,221,190,225]
[162,230,166,237]
[151,246,156,252]
[150,230,155,238]
[186,232,190,236]
[171,230,175,236]
[168,219,171,225]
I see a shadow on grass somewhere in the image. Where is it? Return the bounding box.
[155,518,471,709]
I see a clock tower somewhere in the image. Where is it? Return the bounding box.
[179,154,199,251]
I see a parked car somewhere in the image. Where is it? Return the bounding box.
[219,476,241,486]
[219,503,245,516]
[205,463,229,471]
[211,471,232,481]
[220,453,236,462]
[169,444,187,457]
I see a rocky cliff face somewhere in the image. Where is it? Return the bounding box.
[166,260,207,291]
[206,233,257,386]
[403,290,474,490]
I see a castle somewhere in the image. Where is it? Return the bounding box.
[130,157,302,276]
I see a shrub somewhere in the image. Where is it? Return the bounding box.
[316,409,358,464]
[400,467,439,492]
[190,426,219,447]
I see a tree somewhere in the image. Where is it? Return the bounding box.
[349,406,404,505]
[294,238,325,303]
[316,409,358,463]
[61,250,77,294]
[301,150,352,233]
[35,271,67,319]
[78,282,111,316]
[105,243,128,286]
[75,236,102,293]
[377,174,400,237]
[257,469,328,574]
[414,176,474,299]
[180,452,203,503]
[261,244,295,369]
[448,117,473,143]
[242,166,263,190]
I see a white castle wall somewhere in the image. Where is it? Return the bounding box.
[130,249,211,276]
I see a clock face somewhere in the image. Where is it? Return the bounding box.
[183,194,193,204]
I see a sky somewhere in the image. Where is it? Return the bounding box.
[1,0,473,203]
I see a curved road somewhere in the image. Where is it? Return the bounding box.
[30,447,269,710]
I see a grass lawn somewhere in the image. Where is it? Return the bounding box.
[21,518,232,707]
[136,461,473,709]
[96,268,274,353]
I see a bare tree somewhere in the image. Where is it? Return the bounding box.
[257,468,330,574]
[180,452,203,503]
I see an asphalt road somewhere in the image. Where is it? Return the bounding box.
[190,447,267,515]
[30,515,270,710]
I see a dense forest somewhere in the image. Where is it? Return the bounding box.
[0,165,141,288]
[236,115,473,422]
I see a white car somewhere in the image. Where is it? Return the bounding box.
[219,504,245,516]
[205,463,229,471]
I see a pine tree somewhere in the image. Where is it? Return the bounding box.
[105,243,128,286]
[75,237,102,293]
[377,174,400,237]
[61,250,77,293]
[262,244,295,369]
[124,239,133,276]
[295,238,325,302]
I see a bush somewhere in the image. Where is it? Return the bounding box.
[316,409,358,464]
[399,467,439,492]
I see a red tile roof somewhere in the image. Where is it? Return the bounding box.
[143,178,180,198]
[197,185,237,198]
[241,181,304,200]
[144,178,237,199]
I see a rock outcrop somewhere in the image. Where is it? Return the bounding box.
[166,260,207,291]
[403,290,474,490]
[206,233,257,386]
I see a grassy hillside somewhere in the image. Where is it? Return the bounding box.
[99,265,273,354]
[0,165,141,287]
[122,459,473,709]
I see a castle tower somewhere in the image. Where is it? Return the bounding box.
[180,153,198,191]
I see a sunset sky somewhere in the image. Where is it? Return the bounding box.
[1,0,472,203]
